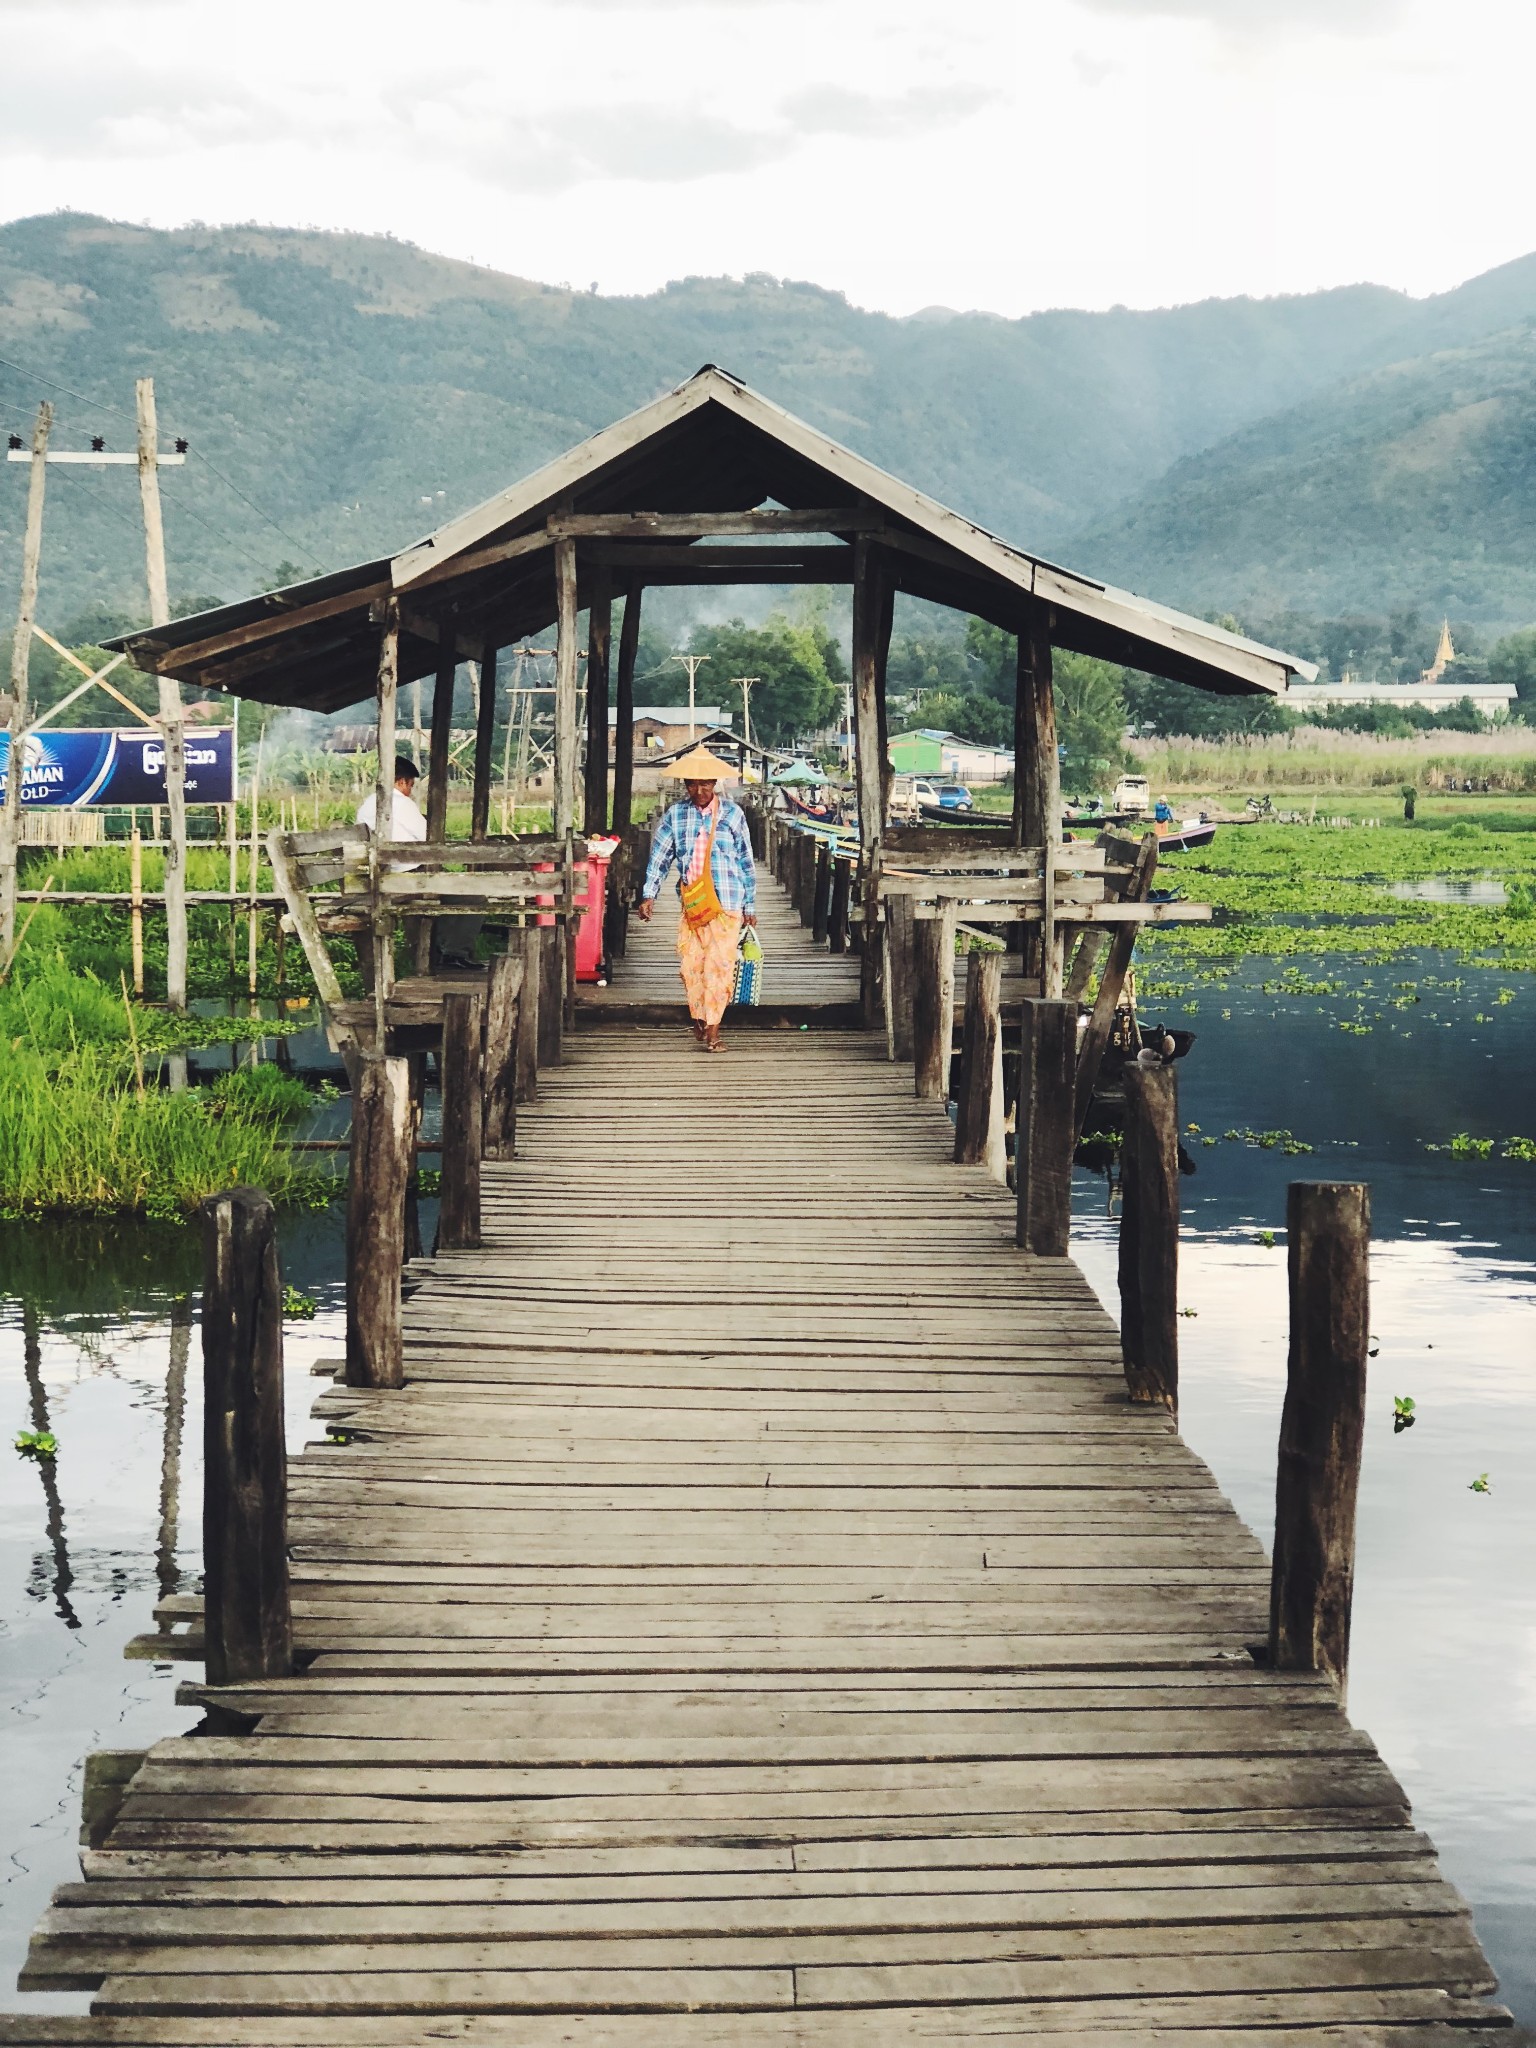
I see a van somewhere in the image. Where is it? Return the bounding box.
[1112,774,1151,815]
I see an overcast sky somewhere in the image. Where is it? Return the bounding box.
[2,0,1531,317]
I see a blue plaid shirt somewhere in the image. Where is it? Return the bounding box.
[643,798,757,915]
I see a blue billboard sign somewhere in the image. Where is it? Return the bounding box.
[0,727,235,807]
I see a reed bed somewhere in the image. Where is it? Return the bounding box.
[1130,727,1536,793]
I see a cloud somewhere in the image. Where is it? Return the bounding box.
[1077,0,1406,27]
[779,83,996,140]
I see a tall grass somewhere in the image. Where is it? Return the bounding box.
[0,952,329,1219]
[1131,728,1536,793]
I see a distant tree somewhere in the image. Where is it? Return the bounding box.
[1054,652,1128,790]
[1489,626,1536,717]
[907,691,1012,747]
[684,612,844,745]
[1123,669,1297,739]
[963,617,1015,702]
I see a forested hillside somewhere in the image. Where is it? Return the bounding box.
[3,212,1536,636]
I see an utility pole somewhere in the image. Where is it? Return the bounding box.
[730,675,760,756]
[136,377,188,1011]
[671,653,710,742]
[1,400,53,965]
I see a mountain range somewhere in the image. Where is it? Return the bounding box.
[3,211,1536,641]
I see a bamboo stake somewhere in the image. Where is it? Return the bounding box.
[247,732,265,998]
[130,827,145,994]
[1,400,53,964]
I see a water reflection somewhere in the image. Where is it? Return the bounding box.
[1074,948,1536,2022]
[0,1212,344,2014]
[1387,875,1509,903]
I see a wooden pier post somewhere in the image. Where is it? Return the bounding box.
[513,925,540,1102]
[795,836,817,927]
[812,843,832,944]
[887,894,916,1062]
[1270,1181,1370,1698]
[471,642,498,844]
[1119,1060,1180,1412]
[828,855,851,955]
[1016,997,1076,1256]
[129,826,145,995]
[954,948,1003,1173]
[584,572,611,835]
[612,581,641,836]
[482,950,523,1161]
[911,904,956,1101]
[537,923,564,1067]
[199,1187,293,1686]
[439,989,485,1250]
[345,1053,411,1389]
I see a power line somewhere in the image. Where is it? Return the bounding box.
[192,451,322,572]
[0,350,135,425]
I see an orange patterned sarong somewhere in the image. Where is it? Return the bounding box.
[676,911,742,1028]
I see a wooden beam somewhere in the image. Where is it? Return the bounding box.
[425,639,455,843]
[128,579,391,675]
[394,524,550,594]
[611,581,641,834]
[584,569,612,835]
[399,608,482,663]
[553,539,579,839]
[470,641,497,844]
[851,537,888,1031]
[548,509,881,539]
[579,544,853,575]
[1271,1180,1370,1701]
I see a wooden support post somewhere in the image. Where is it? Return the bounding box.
[887,893,916,1062]
[136,379,188,1012]
[199,1186,293,1686]
[584,571,611,835]
[129,826,145,995]
[612,581,641,835]
[1270,1181,1370,1699]
[954,948,1003,1171]
[795,835,817,927]
[513,925,539,1102]
[1016,605,1062,994]
[439,990,485,1250]
[1118,1061,1180,1413]
[426,639,455,842]
[1074,832,1159,1138]
[471,641,497,844]
[1016,997,1076,1256]
[403,1054,426,1263]
[851,539,888,1030]
[911,903,956,1101]
[553,539,579,839]
[811,843,832,944]
[370,598,401,1036]
[537,923,564,1067]
[482,950,523,1162]
[1,400,51,966]
[828,855,852,954]
[344,1053,411,1389]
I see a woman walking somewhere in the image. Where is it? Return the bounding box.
[638,747,757,1051]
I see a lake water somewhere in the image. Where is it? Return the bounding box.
[1,952,1533,2022]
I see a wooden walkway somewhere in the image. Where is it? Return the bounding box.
[3,888,1520,2044]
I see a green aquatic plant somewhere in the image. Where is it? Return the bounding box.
[14,1429,57,1461]
[1470,1473,1492,1494]
[1255,1229,1276,1248]
[282,1285,318,1320]
[1392,1396,1416,1434]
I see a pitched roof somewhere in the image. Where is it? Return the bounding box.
[114,364,1316,713]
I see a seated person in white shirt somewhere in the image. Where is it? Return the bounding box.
[356,756,479,969]
[355,756,428,843]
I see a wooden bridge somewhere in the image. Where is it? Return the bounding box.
[2,863,1523,2046]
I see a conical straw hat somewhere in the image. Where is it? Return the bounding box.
[671,746,736,781]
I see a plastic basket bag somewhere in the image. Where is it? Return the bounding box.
[732,928,764,1007]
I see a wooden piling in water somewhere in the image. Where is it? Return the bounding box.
[1016,996,1076,1256]
[1119,1059,1181,1413]
[199,1186,292,1686]
[954,948,1002,1171]
[439,989,485,1251]
[911,903,956,1101]
[1270,1180,1370,1699]
[482,951,523,1162]
[344,1053,411,1390]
